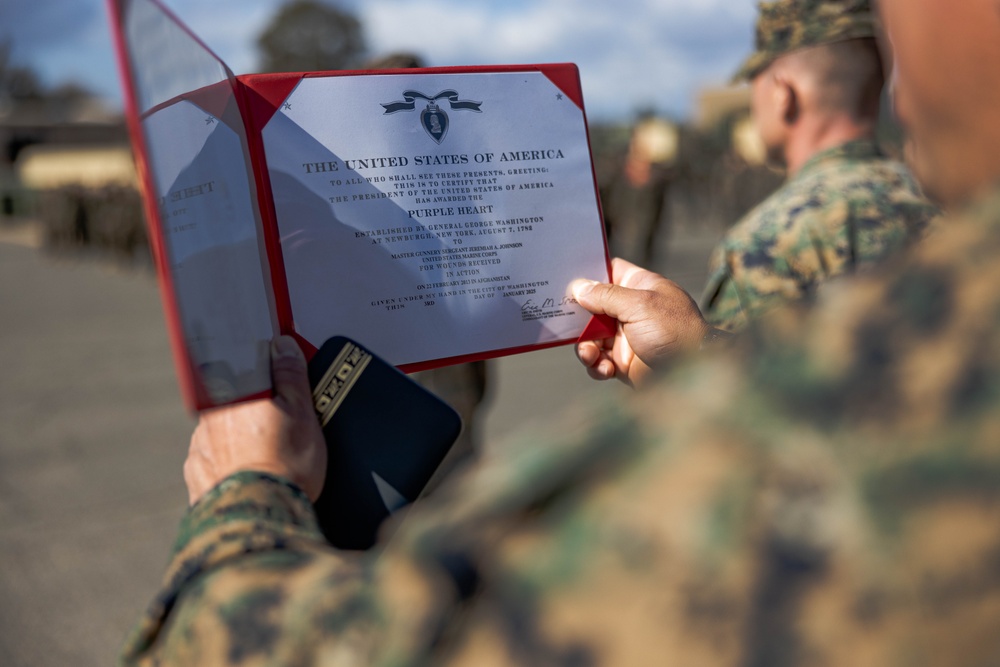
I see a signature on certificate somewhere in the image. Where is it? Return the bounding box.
[519,296,578,322]
[521,299,543,316]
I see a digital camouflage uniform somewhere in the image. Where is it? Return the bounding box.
[701,140,936,331]
[701,0,938,332]
[121,185,1000,665]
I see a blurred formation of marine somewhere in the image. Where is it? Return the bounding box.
[120,0,1000,665]
[701,0,937,331]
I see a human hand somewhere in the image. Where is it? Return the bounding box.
[572,258,709,387]
[184,336,327,505]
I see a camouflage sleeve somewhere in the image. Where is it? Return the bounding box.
[698,201,827,333]
[118,472,384,667]
[699,186,824,332]
[700,261,750,332]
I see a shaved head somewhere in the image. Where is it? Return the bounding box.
[773,38,884,122]
[750,37,885,172]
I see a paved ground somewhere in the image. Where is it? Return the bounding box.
[0,219,716,666]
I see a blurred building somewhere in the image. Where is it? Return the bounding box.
[17,145,135,190]
[694,84,766,166]
[694,85,752,132]
[0,92,131,218]
[0,91,147,260]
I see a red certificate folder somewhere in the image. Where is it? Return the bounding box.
[107,0,613,411]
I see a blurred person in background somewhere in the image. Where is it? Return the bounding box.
[700,0,937,332]
[601,111,677,267]
[121,0,1000,664]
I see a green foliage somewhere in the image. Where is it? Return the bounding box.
[256,0,367,73]
[0,39,44,101]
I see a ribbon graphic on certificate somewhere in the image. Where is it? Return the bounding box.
[381,90,484,144]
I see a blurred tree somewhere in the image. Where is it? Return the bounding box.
[0,39,44,102]
[256,0,367,73]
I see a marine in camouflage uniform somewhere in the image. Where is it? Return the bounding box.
[120,1,1000,664]
[700,0,937,332]
[120,187,1000,666]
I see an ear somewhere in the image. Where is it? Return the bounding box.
[775,77,800,126]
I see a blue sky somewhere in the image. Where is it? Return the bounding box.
[1,0,756,122]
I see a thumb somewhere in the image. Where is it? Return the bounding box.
[270,336,313,410]
[571,279,638,323]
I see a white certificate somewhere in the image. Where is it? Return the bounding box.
[260,68,611,366]
[114,2,612,410]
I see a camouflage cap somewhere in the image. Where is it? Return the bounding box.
[733,0,877,82]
